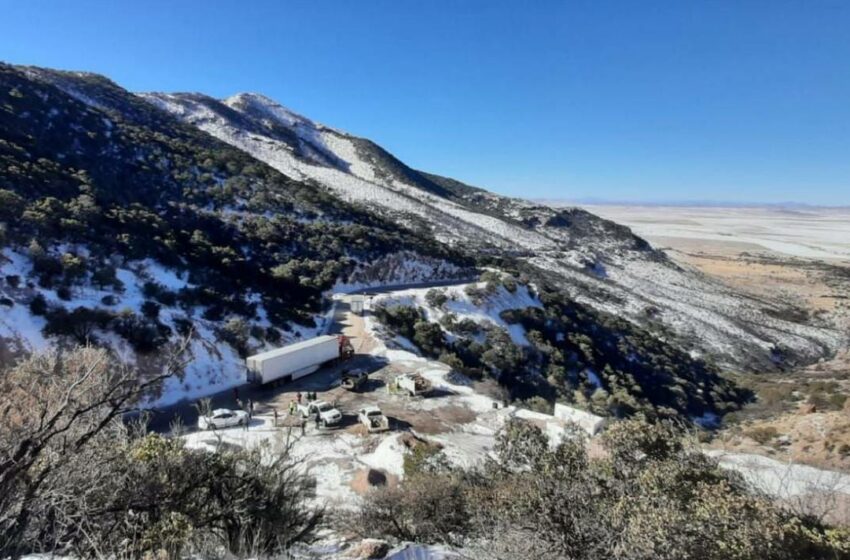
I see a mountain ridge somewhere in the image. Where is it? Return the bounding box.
[141,87,844,372]
[0,62,844,417]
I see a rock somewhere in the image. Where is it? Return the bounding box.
[798,403,817,415]
[367,468,387,486]
[350,538,390,559]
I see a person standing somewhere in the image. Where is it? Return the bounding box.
[273,407,279,427]
[296,391,302,404]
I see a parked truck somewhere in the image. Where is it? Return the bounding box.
[358,406,389,432]
[297,401,343,428]
[393,373,432,397]
[246,335,354,386]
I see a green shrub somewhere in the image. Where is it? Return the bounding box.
[29,294,48,316]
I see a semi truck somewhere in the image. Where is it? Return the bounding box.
[246,335,354,386]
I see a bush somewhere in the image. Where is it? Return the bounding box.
[173,316,193,338]
[112,312,167,353]
[217,317,251,357]
[56,285,72,301]
[356,418,850,559]
[438,351,464,371]
[28,293,47,315]
[0,347,322,558]
[140,300,161,320]
[265,326,282,343]
[745,426,779,445]
[424,288,448,309]
[412,321,446,357]
[374,305,423,340]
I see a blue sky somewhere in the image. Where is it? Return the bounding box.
[2,1,849,205]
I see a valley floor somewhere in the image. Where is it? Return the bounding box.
[584,204,850,478]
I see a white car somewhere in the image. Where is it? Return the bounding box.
[198,408,249,430]
[358,406,389,432]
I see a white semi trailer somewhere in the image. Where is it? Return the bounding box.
[246,335,352,385]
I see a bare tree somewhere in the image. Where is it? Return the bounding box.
[0,338,188,557]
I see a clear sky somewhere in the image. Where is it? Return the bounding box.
[2,1,849,205]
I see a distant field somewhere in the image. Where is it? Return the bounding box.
[580,205,850,261]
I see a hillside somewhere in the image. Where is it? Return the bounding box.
[0,62,844,420]
[143,91,844,372]
[0,64,470,404]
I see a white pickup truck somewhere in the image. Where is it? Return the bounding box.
[358,406,389,433]
[297,401,343,428]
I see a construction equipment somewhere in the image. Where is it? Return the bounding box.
[246,335,354,386]
[358,406,389,432]
[393,373,432,397]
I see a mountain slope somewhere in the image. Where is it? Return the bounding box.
[0,64,470,404]
[143,91,844,371]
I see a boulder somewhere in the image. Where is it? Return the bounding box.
[798,403,817,415]
[350,538,390,559]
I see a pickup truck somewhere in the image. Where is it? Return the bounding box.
[358,406,389,432]
[297,401,343,428]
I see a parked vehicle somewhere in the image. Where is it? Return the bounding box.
[394,373,432,396]
[358,406,389,432]
[296,401,343,428]
[349,295,365,315]
[246,335,354,386]
[198,408,248,430]
[341,369,369,391]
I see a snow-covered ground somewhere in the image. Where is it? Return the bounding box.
[582,205,850,261]
[0,248,330,407]
[372,282,542,346]
[706,449,850,499]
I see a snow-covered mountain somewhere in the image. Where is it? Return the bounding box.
[142,92,844,371]
[0,65,473,405]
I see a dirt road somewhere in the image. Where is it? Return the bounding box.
[143,281,472,433]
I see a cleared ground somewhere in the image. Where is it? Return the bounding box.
[157,290,571,512]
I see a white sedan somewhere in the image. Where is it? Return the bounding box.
[198,408,249,430]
